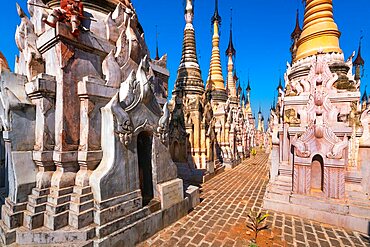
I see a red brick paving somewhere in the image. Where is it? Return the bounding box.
[138,153,370,247]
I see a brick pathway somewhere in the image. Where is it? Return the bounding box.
[138,153,370,247]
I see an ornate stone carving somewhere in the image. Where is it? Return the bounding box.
[292,129,312,158]
[284,108,300,126]
[107,3,150,82]
[102,50,121,88]
[15,3,44,81]
[157,102,170,145]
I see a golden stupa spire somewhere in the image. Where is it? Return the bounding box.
[206,0,226,96]
[226,8,237,99]
[294,0,342,62]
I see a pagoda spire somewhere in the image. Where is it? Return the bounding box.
[362,86,368,103]
[354,36,365,81]
[295,0,342,62]
[277,77,283,91]
[226,8,237,99]
[206,0,226,102]
[290,9,302,61]
[211,0,221,25]
[173,0,204,97]
[246,75,251,102]
[155,25,160,60]
[226,8,236,57]
[291,9,302,40]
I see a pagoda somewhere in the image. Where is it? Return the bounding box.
[264,0,370,234]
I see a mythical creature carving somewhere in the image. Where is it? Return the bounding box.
[106,3,149,82]
[111,94,133,146]
[158,102,170,145]
[327,135,348,159]
[291,128,313,158]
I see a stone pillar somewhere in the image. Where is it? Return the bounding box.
[215,121,222,163]
[359,146,370,195]
[23,74,56,230]
[224,122,230,161]
[0,133,5,205]
[270,143,280,181]
[185,122,193,156]
[192,112,201,168]
[282,124,289,162]
[200,122,207,169]
[69,76,117,229]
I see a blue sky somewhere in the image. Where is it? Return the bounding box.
[1,0,370,119]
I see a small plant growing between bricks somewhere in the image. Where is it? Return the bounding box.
[247,211,269,246]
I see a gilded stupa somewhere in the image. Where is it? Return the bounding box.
[294,0,342,61]
[225,10,238,104]
[265,0,370,235]
[206,0,227,103]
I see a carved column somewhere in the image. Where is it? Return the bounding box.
[23,74,56,230]
[191,111,201,168]
[185,122,193,157]
[224,122,230,162]
[69,76,117,229]
[199,122,206,170]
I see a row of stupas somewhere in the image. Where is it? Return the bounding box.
[168,0,258,182]
[264,0,370,234]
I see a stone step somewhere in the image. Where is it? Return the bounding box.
[23,210,44,230]
[16,225,96,245]
[0,219,16,245]
[269,185,292,194]
[70,199,94,213]
[264,191,291,202]
[275,175,292,184]
[31,188,50,197]
[69,208,94,229]
[26,202,46,214]
[94,197,142,226]
[46,201,70,215]
[28,194,48,205]
[348,204,370,220]
[96,206,152,239]
[71,192,94,204]
[44,210,69,230]
[47,193,72,205]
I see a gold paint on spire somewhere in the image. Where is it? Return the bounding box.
[294,0,342,62]
[206,0,225,93]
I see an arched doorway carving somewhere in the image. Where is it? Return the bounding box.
[311,154,324,192]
